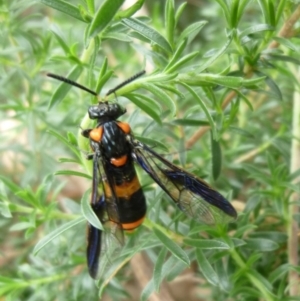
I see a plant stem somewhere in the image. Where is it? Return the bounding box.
[230,250,275,301]
[288,66,300,297]
[77,38,98,174]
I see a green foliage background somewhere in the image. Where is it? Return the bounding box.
[1,0,300,300]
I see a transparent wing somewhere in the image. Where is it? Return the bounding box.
[87,147,124,279]
[131,141,237,225]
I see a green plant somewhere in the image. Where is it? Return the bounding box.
[1,0,300,300]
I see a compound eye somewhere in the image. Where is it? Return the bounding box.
[88,106,101,119]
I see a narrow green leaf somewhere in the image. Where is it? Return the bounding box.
[97,253,131,296]
[171,119,209,126]
[10,222,33,231]
[156,83,184,99]
[98,57,108,79]
[141,279,155,301]
[103,32,132,42]
[197,37,232,72]
[153,228,190,266]
[179,74,265,89]
[87,37,99,89]
[67,131,78,146]
[179,83,216,136]
[96,70,114,95]
[196,249,219,285]
[236,0,250,26]
[267,54,300,66]
[174,2,187,26]
[144,72,177,84]
[232,238,247,247]
[48,65,83,109]
[214,258,230,291]
[230,0,239,28]
[269,264,292,284]
[164,254,189,281]
[258,71,282,100]
[245,238,279,251]
[141,83,176,117]
[203,86,217,107]
[0,276,18,283]
[184,238,229,249]
[122,18,172,54]
[0,278,34,295]
[81,190,103,231]
[15,190,36,207]
[50,28,70,55]
[33,217,85,254]
[257,0,269,23]
[272,37,298,52]
[46,129,70,147]
[84,24,91,48]
[58,157,80,164]
[86,0,95,14]
[88,0,125,38]
[214,0,230,25]
[126,94,162,125]
[47,129,79,157]
[239,24,274,38]
[165,51,199,74]
[165,0,175,47]
[153,247,168,291]
[164,39,187,71]
[128,92,162,115]
[129,31,151,43]
[0,176,21,193]
[55,170,92,179]
[250,231,287,244]
[229,126,255,138]
[134,136,169,152]
[178,21,207,45]
[78,4,92,22]
[268,0,276,26]
[248,270,273,293]
[39,0,87,22]
[116,0,145,19]
[0,199,12,218]
[234,89,254,111]
[210,131,222,180]
[275,0,286,24]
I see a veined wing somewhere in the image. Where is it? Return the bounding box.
[87,145,124,279]
[130,140,237,225]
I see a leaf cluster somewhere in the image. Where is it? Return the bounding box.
[1,0,300,300]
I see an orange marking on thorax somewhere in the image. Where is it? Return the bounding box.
[89,127,103,142]
[110,155,127,167]
[117,122,131,134]
[104,176,141,199]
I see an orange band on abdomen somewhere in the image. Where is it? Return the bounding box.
[122,216,145,230]
[104,175,141,199]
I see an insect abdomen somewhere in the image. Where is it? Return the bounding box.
[97,121,147,231]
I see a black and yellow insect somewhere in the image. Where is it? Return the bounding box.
[48,71,237,279]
